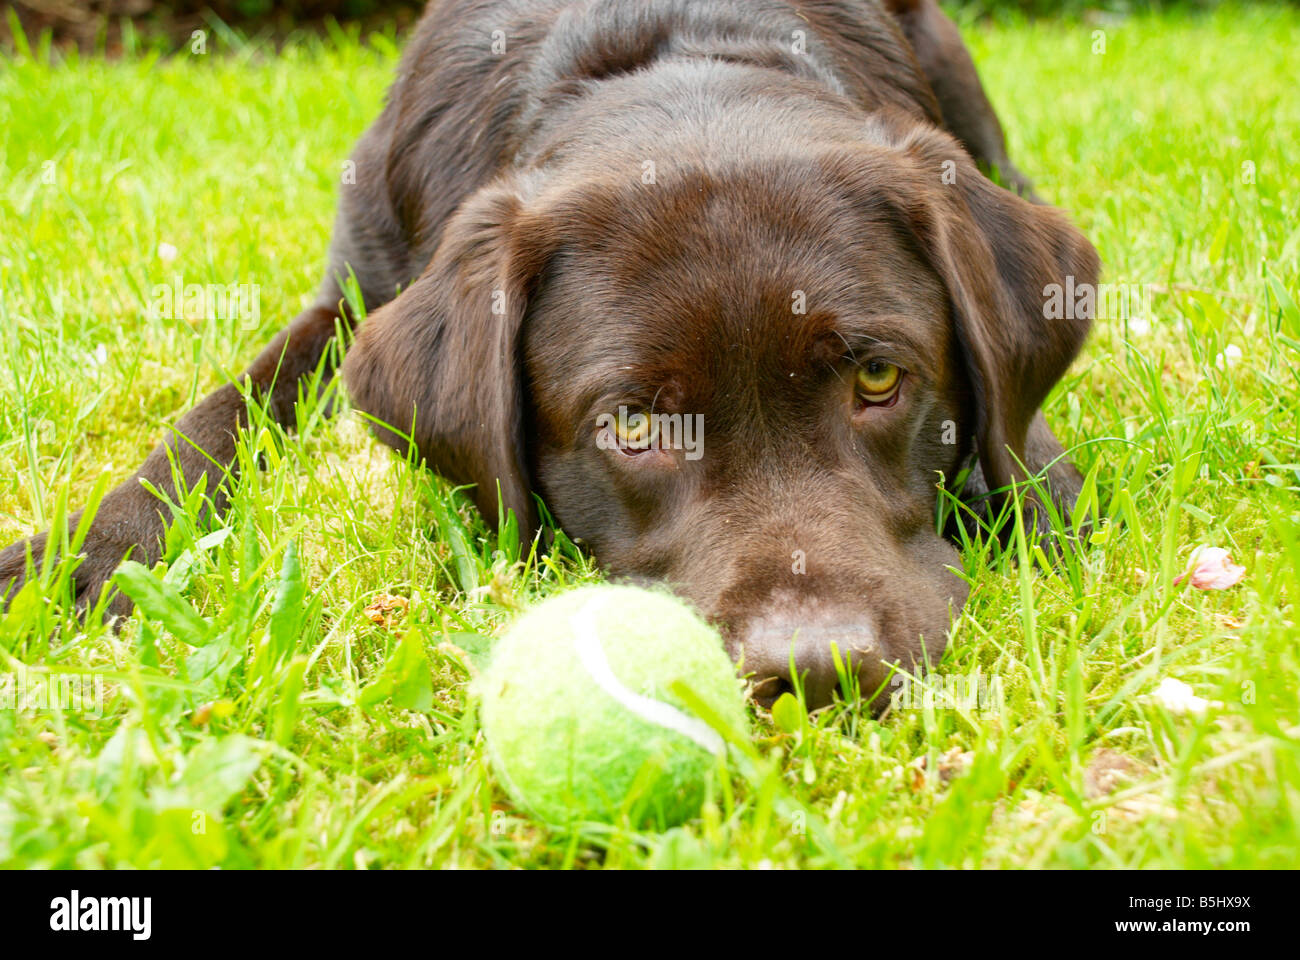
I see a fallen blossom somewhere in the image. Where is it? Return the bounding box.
[1174,545,1245,590]
[1149,677,1221,716]
[1214,344,1243,369]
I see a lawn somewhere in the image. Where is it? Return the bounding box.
[1,4,1297,868]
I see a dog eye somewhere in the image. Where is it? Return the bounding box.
[855,360,902,404]
[613,410,659,449]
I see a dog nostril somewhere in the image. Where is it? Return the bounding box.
[740,618,882,711]
[749,674,793,710]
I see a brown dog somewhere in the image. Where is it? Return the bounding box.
[0,0,1098,709]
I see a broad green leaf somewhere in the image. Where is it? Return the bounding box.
[266,540,306,663]
[442,630,495,671]
[163,526,233,591]
[145,808,229,869]
[387,628,434,711]
[184,626,239,698]
[360,628,433,712]
[173,735,263,813]
[112,560,211,645]
[273,656,309,746]
[771,692,804,735]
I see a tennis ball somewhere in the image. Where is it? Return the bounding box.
[476,584,748,828]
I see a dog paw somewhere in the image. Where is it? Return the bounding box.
[0,493,162,621]
[0,530,47,608]
[0,524,134,620]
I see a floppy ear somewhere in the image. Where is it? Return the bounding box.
[869,119,1099,523]
[933,170,1096,498]
[342,179,552,534]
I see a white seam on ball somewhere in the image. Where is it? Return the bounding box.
[570,597,726,756]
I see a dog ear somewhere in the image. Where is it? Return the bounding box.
[859,118,1099,522]
[929,162,1097,502]
[342,177,553,534]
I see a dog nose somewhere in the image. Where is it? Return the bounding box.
[739,618,891,710]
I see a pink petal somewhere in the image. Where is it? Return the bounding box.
[1174,546,1246,590]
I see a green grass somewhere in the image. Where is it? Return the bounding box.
[1,4,1298,868]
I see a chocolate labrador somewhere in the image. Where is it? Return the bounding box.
[0,0,1098,709]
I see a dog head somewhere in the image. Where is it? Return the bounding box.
[342,106,1097,709]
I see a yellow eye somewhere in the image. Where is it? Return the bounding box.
[855,359,902,401]
[614,410,659,449]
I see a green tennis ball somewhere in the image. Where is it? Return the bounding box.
[476,584,749,828]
